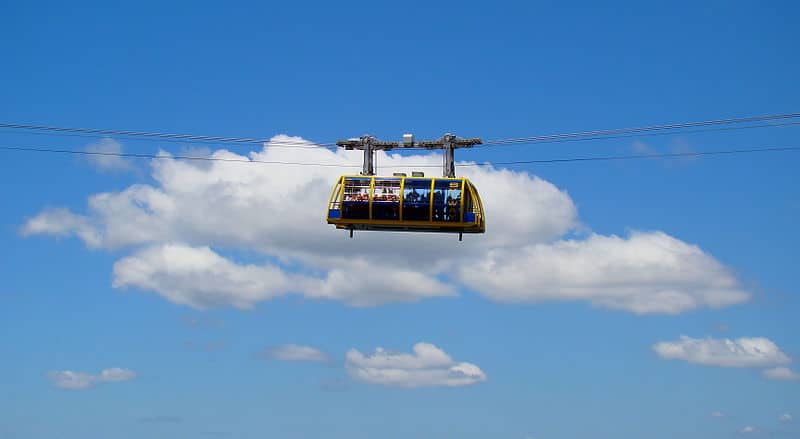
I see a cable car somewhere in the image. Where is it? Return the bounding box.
[326,133,486,239]
[326,173,485,236]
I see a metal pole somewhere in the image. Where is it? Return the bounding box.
[442,133,456,178]
[362,135,375,176]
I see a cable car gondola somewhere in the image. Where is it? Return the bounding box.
[326,133,486,239]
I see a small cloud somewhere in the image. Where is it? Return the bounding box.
[740,425,756,434]
[46,370,95,390]
[652,335,791,368]
[712,411,725,418]
[632,141,656,155]
[47,367,136,390]
[763,367,800,381]
[779,413,792,422]
[716,323,729,333]
[260,344,329,363]
[98,367,136,382]
[20,208,102,247]
[631,139,699,166]
[139,415,182,424]
[85,138,134,172]
[346,342,487,388]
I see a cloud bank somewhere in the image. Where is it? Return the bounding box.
[345,342,486,387]
[22,135,750,314]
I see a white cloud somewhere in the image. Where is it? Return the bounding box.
[653,336,791,368]
[763,367,800,381]
[47,371,95,390]
[460,232,748,314]
[22,135,750,314]
[47,368,136,390]
[85,138,134,172]
[740,425,756,434]
[112,243,453,309]
[712,411,725,418]
[779,413,792,422]
[261,344,329,363]
[112,244,302,309]
[98,367,136,382]
[345,342,486,388]
[21,208,102,247]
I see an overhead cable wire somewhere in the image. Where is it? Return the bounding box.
[0,128,332,149]
[6,120,799,152]
[0,122,337,148]
[2,144,798,168]
[2,112,799,151]
[470,121,800,149]
[472,146,800,166]
[0,146,361,167]
[481,112,800,146]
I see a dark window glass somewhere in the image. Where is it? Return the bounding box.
[432,179,462,222]
[463,182,475,222]
[342,177,371,219]
[402,179,431,221]
[463,185,473,214]
[372,178,400,220]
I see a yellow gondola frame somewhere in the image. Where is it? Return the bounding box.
[326,175,485,234]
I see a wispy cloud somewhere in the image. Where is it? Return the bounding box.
[47,367,136,390]
[653,336,791,368]
[763,367,800,381]
[739,425,757,434]
[84,138,134,172]
[632,140,656,154]
[629,138,699,166]
[260,344,329,363]
[346,342,486,388]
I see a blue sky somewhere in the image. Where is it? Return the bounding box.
[1,1,799,438]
